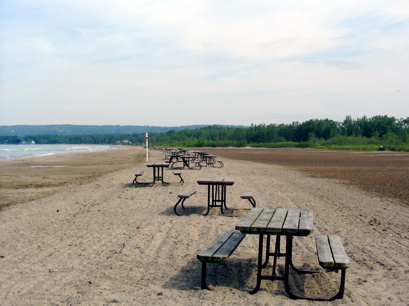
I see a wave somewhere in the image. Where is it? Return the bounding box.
[0,144,115,160]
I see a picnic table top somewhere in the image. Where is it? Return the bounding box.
[197,177,235,185]
[235,207,314,236]
[146,163,170,167]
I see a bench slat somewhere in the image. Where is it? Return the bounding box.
[178,190,196,198]
[252,208,275,232]
[198,231,232,261]
[266,208,288,233]
[316,235,334,268]
[197,231,245,263]
[235,207,264,232]
[213,232,245,261]
[135,171,144,176]
[316,235,349,269]
[328,235,349,268]
[283,209,301,233]
[299,209,314,234]
[222,178,235,185]
[240,191,253,199]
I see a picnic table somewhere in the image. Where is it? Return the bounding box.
[235,207,315,296]
[203,155,217,167]
[197,177,235,215]
[146,163,170,185]
[168,153,182,165]
[180,155,194,169]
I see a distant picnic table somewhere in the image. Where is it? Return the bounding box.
[197,177,235,215]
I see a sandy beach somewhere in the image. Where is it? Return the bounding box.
[0,146,408,305]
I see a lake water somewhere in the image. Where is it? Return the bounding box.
[0,144,116,160]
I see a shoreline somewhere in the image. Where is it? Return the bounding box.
[0,146,140,208]
[0,144,117,161]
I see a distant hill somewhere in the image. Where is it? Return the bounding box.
[0,124,243,136]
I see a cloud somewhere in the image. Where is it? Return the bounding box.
[1,0,408,126]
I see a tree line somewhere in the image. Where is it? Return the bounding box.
[1,115,408,151]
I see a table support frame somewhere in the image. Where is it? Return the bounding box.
[204,184,229,215]
[250,235,318,297]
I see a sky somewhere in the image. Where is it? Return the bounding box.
[1,1,408,127]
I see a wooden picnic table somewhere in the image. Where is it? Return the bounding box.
[146,163,170,185]
[168,154,182,164]
[203,155,217,167]
[197,177,235,215]
[180,155,194,169]
[235,207,315,296]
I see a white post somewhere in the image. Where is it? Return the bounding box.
[145,133,149,162]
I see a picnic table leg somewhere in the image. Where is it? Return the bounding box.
[250,234,264,294]
[201,262,211,290]
[214,185,224,214]
[219,185,224,214]
[261,235,285,272]
[151,167,156,185]
[159,167,163,184]
[272,236,283,276]
[284,236,297,298]
[174,198,183,216]
[204,185,211,216]
[283,236,322,300]
[262,235,271,268]
[222,185,230,210]
[159,166,169,185]
[286,235,318,274]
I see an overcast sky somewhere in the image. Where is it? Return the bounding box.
[1,1,408,126]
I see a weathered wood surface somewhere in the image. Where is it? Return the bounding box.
[240,191,253,199]
[178,190,196,198]
[316,235,349,269]
[236,208,314,236]
[197,231,246,263]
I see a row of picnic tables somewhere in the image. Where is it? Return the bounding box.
[166,149,220,169]
[137,150,348,300]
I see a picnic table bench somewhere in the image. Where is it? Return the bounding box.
[314,235,349,301]
[132,171,144,185]
[173,171,184,184]
[174,190,196,215]
[197,230,246,289]
[240,191,256,207]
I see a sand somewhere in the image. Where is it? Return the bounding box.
[0,146,408,305]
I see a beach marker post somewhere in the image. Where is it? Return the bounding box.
[145,132,149,162]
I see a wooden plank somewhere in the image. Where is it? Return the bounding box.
[197,231,234,261]
[252,208,275,233]
[266,208,288,233]
[213,232,246,262]
[222,178,235,185]
[240,191,253,199]
[179,190,196,198]
[328,235,349,268]
[211,178,224,184]
[235,208,264,232]
[316,235,335,269]
[283,209,301,233]
[298,209,314,235]
[197,177,213,184]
